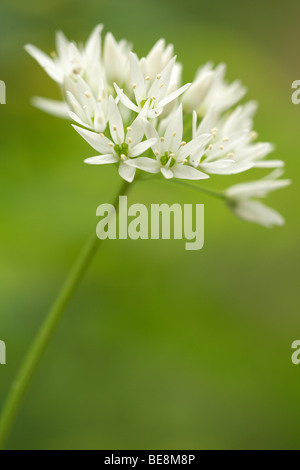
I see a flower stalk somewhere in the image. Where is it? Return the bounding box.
[0,180,131,449]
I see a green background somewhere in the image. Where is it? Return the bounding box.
[0,0,299,450]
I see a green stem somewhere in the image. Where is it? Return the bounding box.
[168,178,225,200]
[0,179,131,450]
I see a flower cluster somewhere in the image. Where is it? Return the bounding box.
[25,25,290,227]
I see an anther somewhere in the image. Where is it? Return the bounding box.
[156,74,162,79]
[223,137,229,142]
[113,125,117,131]
[133,83,137,90]
[84,91,91,98]
[155,150,160,156]
[160,137,165,142]
[120,154,127,160]
[145,76,150,81]
[219,145,224,151]
[180,141,186,146]
[127,127,132,132]
[208,144,213,151]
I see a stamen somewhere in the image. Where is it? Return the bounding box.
[208,144,213,151]
[97,97,102,103]
[172,132,176,137]
[160,83,164,89]
[109,143,114,147]
[180,141,186,147]
[113,125,117,131]
[222,137,229,142]
[50,51,56,58]
[100,133,104,137]
[156,74,162,80]
[83,105,88,110]
[250,131,258,140]
[128,137,132,144]
[219,145,224,151]
[127,127,132,132]
[132,83,137,90]
[120,154,127,160]
[155,150,160,156]
[227,152,234,158]
[145,76,150,81]
[84,91,91,98]
[160,137,165,142]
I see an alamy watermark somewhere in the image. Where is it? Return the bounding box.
[291,340,300,365]
[0,340,6,365]
[96,197,204,251]
[291,81,300,105]
[0,80,6,104]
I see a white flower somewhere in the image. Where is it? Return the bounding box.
[114,53,190,119]
[25,25,103,90]
[65,76,108,133]
[73,97,156,183]
[127,105,211,180]
[182,62,247,116]
[191,103,285,175]
[225,170,291,227]
[103,32,131,91]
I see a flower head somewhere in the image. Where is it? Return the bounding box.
[25,25,290,228]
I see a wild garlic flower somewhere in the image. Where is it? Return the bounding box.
[225,170,291,227]
[127,105,211,180]
[73,97,156,183]
[114,53,190,119]
[25,25,290,227]
[182,63,247,117]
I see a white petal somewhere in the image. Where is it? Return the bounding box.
[129,52,145,103]
[130,138,157,157]
[72,125,113,153]
[114,84,139,113]
[253,160,285,168]
[179,133,212,160]
[199,159,235,174]
[161,167,174,179]
[25,44,62,82]
[118,161,136,182]
[127,157,160,173]
[84,154,118,164]
[31,97,70,119]
[172,164,209,180]
[226,178,291,199]
[164,104,183,153]
[85,24,103,63]
[228,199,285,227]
[108,96,124,144]
[158,83,191,108]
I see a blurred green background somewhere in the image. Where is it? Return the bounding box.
[0,0,299,450]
